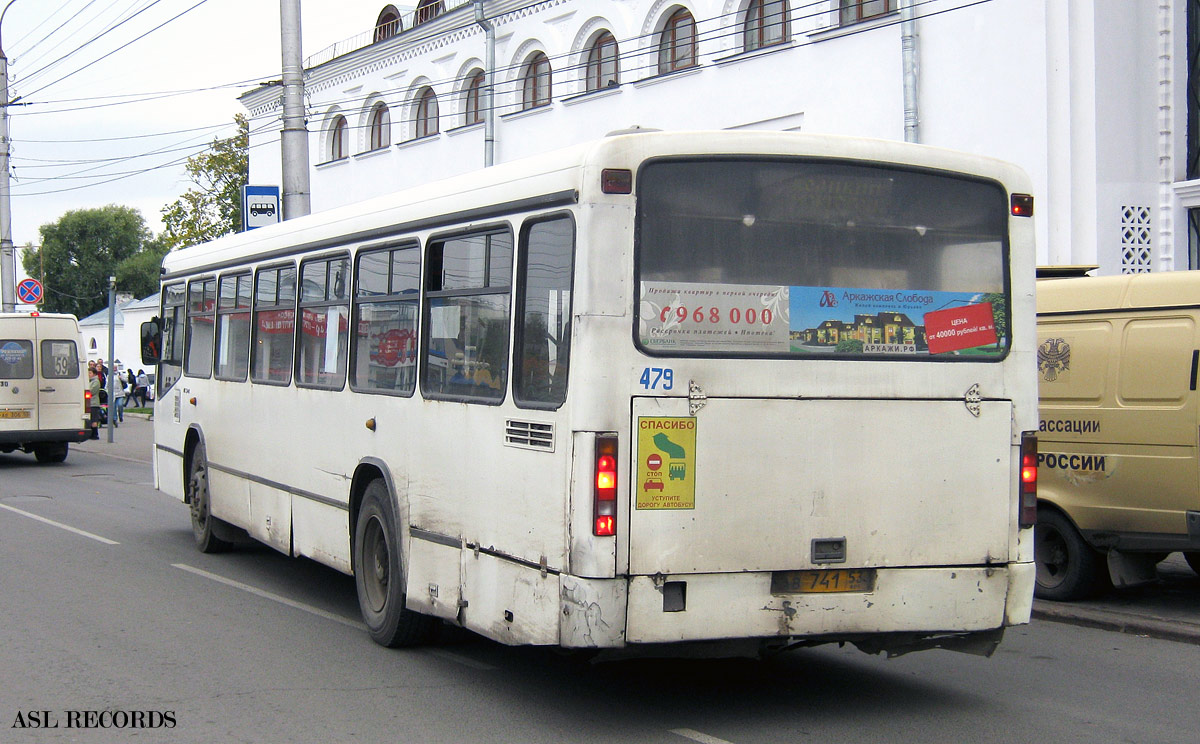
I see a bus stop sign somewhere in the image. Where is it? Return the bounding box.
[16,278,43,304]
[243,185,281,231]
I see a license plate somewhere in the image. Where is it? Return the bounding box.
[0,410,31,419]
[771,568,876,594]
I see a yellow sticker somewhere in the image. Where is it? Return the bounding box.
[635,417,696,509]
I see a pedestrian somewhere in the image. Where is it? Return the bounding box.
[126,369,137,404]
[87,367,102,439]
[96,358,107,389]
[112,375,126,426]
[135,369,150,407]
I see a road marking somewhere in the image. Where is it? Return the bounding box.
[172,563,365,630]
[425,648,497,671]
[0,503,120,545]
[670,729,735,744]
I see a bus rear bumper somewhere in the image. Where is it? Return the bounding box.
[621,565,1024,645]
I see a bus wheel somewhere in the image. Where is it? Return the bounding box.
[354,479,432,648]
[1185,552,1200,577]
[1034,507,1108,601]
[187,443,232,554]
[34,443,68,463]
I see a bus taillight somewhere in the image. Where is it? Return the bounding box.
[594,436,618,536]
[1019,431,1037,528]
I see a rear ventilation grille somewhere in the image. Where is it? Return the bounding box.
[505,420,554,452]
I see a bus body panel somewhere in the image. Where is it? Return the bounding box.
[628,396,1014,576]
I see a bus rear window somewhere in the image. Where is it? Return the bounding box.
[636,159,1010,360]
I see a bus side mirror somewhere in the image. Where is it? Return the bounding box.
[140,318,162,365]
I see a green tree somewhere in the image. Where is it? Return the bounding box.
[160,113,249,250]
[25,205,154,317]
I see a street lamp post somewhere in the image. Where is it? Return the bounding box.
[0,0,19,313]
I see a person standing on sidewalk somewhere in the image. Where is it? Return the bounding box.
[112,374,126,427]
[87,367,102,439]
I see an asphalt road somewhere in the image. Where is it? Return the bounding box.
[2,419,1199,743]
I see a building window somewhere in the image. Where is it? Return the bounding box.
[586,32,619,91]
[522,52,552,110]
[368,103,390,150]
[415,0,443,25]
[464,69,485,125]
[840,0,891,25]
[415,87,439,138]
[374,5,402,42]
[328,115,348,161]
[745,0,787,51]
[659,8,697,74]
[1120,205,1153,274]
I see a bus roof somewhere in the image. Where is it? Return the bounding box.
[162,130,1031,279]
[1037,271,1200,314]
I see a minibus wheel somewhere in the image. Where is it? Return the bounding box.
[187,442,232,553]
[34,443,68,463]
[353,479,433,647]
[1034,507,1108,601]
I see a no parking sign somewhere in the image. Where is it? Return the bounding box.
[16,278,43,305]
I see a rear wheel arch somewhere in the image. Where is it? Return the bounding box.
[349,459,402,570]
[182,426,205,504]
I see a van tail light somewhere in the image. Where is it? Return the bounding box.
[84,390,92,403]
[1019,431,1038,528]
[594,435,618,536]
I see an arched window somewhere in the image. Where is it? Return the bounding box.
[415,88,439,138]
[658,8,696,74]
[839,0,891,25]
[586,32,619,91]
[745,0,787,51]
[368,103,391,150]
[464,69,485,125]
[328,115,348,160]
[415,0,444,25]
[522,52,552,110]
[374,5,402,42]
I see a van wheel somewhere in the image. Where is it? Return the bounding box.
[34,443,68,463]
[1185,552,1200,577]
[353,479,433,647]
[1035,507,1108,601]
[187,443,233,554]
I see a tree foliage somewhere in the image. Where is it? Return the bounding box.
[160,114,249,250]
[24,205,161,318]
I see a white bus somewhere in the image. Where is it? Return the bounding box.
[1,312,90,463]
[143,131,1039,657]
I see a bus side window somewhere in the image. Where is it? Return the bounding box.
[515,216,574,408]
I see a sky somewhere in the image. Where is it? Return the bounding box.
[4,0,387,265]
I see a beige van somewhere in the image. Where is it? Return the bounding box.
[1035,271,1200,599]
[0,313,90,463]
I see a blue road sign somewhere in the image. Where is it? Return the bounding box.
[16,278,43,304]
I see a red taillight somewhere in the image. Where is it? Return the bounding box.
[84,390,92,402]
[601,168,632,194]
[1011,193,1034,217]
[594,436,618,536]
[1019,431,1037,528]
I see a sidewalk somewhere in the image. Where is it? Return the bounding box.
[1032,553,1200,644]
[73,412,155,464]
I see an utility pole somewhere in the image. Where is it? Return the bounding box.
[280,0,310,220]
[106,275,115,442]
[0,0,19,313]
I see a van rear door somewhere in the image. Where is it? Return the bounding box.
[33,318,86,432]
[0,315,38,431]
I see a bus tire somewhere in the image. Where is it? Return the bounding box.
[354,479,432,648]
[1185,552,1200,577]
[1034,507,1108,601]
[34,443,68,463]
[187,442,233,554]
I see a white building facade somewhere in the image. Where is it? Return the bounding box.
[240,0,1200,275]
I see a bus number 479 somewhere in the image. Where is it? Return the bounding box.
[639,367,674,391]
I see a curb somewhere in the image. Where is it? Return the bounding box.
[1032,601,1200,645]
